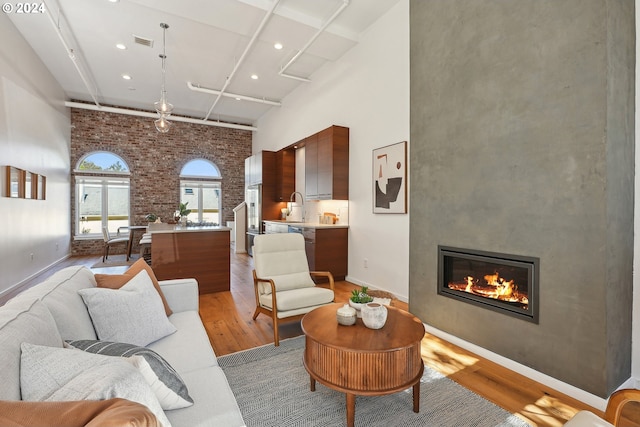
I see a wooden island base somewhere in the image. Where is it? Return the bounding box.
[151,227,230,294]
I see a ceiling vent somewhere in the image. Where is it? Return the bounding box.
[133,35,154,47]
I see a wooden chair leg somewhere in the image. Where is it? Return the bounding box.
[252,308,260,320]
[272,314,280,346]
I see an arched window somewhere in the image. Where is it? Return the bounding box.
[74,152,130,236]
[180,159,222,226]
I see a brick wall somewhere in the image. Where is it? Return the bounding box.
[71,108,252,256]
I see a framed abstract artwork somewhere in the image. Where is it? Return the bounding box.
[373,141,407,214]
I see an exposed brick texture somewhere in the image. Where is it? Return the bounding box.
[71,108,252,256]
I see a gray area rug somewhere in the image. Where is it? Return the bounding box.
[218,336,532,427]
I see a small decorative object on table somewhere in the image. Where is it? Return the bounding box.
[349,286,373,318]
[336,304,357,326]
[178,202,191,226]
[361,302,388,329]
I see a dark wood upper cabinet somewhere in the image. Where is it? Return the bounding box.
[305,125,349,200]
[275,148,295,201]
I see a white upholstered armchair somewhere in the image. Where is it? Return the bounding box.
[564,389,640,426]
[252,233,335,346]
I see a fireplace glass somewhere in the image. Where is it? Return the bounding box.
[437,246,539,323]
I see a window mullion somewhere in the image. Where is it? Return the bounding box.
[198,184,204,222]
[102,180,109,231]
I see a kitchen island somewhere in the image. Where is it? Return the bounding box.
[150,225,230,294]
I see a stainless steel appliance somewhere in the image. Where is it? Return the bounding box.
[245,184,261,256]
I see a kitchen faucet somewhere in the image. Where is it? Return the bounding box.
[289,191,305,222]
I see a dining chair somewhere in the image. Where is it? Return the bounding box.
[101,226,129,262]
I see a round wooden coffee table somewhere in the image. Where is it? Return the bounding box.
[301,303,425,427]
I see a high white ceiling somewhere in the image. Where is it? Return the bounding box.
[7,0,400,127]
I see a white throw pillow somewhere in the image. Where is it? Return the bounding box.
[20,342,171,427]
[78,270,176,347]
[66,339,193,410]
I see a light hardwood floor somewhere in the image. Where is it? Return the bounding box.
[17,250,614,427]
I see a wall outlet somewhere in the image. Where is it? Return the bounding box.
[364,258,368,268]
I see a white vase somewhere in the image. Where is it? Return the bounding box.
[349,300,366,318]
[336,304,357,326]
[361,302,388,329]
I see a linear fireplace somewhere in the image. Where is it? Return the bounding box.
[437,246,539,323]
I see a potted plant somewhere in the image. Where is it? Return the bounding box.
[349,286,373,317]
[145,213,158,224]
[178,202,191,225]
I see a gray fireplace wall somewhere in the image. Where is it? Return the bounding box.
[408,0,634,398]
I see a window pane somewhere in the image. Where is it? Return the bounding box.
[78,180,102,235]
[78,152,129,173]
[180,182,199,222]
[180,180,221,225]
[107,180,129,232]
[202,186,220,225]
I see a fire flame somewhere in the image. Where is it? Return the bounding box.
[453,272,528,305]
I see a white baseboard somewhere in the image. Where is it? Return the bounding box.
[0,255,70,305]
[344,275,409,303]
[424,324,612,411]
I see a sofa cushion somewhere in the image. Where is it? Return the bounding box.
[0,299,62,400]
[147,311,218,373]
[7,266,97,340]
[20,342,171,427]
[94,258,173,316]
[78,270,176,347]
[66,339,193,410]
[165,367,245,427]
[0,398,161,427]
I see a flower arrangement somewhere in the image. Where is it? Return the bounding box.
[350,286,373,304]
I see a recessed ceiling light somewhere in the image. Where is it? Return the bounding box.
[122,74,132,80]
[116,43,126,50]
[251,74,258,80]
[274,42,283,50]
[235,97,241,101]
[108,0,119,3]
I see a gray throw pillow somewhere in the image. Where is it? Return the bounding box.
[66,339,193,410]
[78,270,176,347]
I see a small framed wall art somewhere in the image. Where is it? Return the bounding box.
[373,141,407,214]
[3,166,46,199]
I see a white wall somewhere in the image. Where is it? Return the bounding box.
[0,14,71,296]
[253,0,410,300]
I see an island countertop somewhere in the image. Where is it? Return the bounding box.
[263,220,348,229]
[149,225,231,233]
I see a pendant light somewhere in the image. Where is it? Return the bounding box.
[154,23,173,133]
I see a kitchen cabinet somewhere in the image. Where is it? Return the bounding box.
[301,227,348,281]
[275,148,295,201]
[304,125,349,200]
[245,151,275,187]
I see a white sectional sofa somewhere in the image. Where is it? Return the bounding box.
[0,264,245,427]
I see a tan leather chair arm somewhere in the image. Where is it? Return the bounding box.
[604,388,640,425]
[310,271,335,291]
